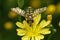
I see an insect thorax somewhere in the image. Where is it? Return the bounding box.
[25,7,34,24]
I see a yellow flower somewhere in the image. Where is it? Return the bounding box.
[8,11,17,19]
[30,0,41,8]
[56,3,60,13]
[59,21,60,27]
[16,14,51,40]
[46,5,56,14]
[4,21,13,30]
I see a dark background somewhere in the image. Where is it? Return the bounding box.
[0,0,60,40]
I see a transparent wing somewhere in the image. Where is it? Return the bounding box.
[34,7,47,15]
[11,7,25,16]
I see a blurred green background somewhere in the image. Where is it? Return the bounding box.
[0,0,60,40]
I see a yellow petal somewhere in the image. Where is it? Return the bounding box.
[32,14,41,26]
[23,20,31,31]
[40,28,51,34]
[22,36,30,40]
[23,20,30,28]
[35,35,44,40]
[47,15,52,21]
[31,37,34,40]
[16,22,24,28]
[17,29,26,36]
[32,14,41,30]
[38,20,51,29]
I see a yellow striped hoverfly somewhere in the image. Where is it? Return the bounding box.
[11,6,47,24]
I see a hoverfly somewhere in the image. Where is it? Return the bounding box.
[11,6,47,25]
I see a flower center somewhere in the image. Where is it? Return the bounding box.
[27,29,39,37]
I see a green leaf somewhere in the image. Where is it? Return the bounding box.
[17,0,24,8]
